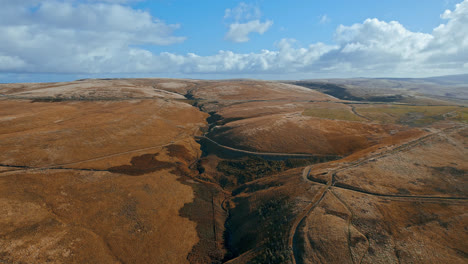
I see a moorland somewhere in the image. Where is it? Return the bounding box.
[0,76,466,263]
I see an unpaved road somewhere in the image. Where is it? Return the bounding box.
[198,135,340,158]
[289,124,468,264]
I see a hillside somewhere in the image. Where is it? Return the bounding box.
[289,74,468,101]
[0,78,466,263]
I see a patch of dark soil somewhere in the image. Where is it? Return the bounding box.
[165,146,227,264]
[431,166,466,178]
[165,144,192,162]
[178,178,226,264]
[108,153,173,176]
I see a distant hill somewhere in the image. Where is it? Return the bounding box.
[289,74,468,101]
[378,74,468,85]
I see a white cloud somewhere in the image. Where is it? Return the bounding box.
[319,14,330,24]
[0,0,467,79]
[225,20,273,43]
[224,2,272,43]
[0,0,185,73]
[333,18,434,71]
[426,0,468,64]
[224,2,261,21]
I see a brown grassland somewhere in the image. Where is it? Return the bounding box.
[0,79,466,263]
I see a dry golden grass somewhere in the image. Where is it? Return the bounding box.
[0,169,199,264]
[451,108,468,122]
[298,188,468,264]
[0,99,206,167]
[302,107,365,122]
[355,104,462,125]
[0,79,192,99]
[1,79,466,264]
[335,128,468,197]
[209,112,395,156]
[0,95,208,263]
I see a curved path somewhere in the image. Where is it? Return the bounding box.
[197,135,340,158]
[289,124,468,264]
[350,105,371,121]
[0,134,190,175]
[289,172,333,264]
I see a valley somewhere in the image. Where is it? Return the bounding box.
[0,78,466,263]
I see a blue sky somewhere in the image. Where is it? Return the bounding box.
[134,0,457,54]
[0,0,467,82]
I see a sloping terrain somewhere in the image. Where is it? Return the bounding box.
[0,81,214,263]
[0,78,466,264]
[289,74,468,101]
[295,125,468,264]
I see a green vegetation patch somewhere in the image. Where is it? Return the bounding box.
[302,107,365,121]
[224,196,294,263]
[217,156,326,188]
[355,105,463,125]
[451,108,468,123]
[247,197,294,264]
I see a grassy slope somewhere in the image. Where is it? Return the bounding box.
[302,108,366,122]
[355,105,464,125]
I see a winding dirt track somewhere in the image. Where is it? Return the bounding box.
[0,134,191,175]
[288,124,468,264]
[198,135,340,158]
[350,105,371,121]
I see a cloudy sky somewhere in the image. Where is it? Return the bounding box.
[0,0,467,82]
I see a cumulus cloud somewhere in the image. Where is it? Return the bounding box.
[224,2,273,43]
[0,0,467,78]
[0,0,185,73]
[224,2,261,21]
[329,18,434,74]
[425,0,468,65]
[225,20,273,43]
